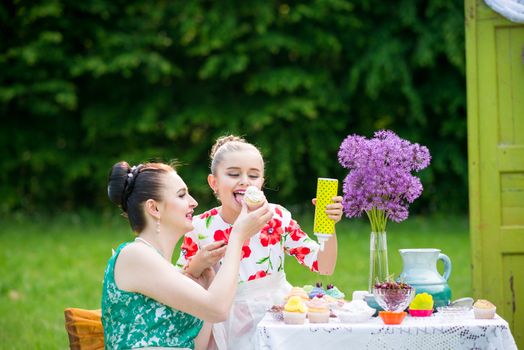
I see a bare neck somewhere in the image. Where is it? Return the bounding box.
[218,206,239,225]
[137,229,180,261]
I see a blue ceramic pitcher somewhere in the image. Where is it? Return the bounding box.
[398,248,452,308]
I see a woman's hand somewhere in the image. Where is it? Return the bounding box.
[231,200,272,242]
[185,266,215,289]
[198,267,216,289]
[187,240,227,277]
[312,195,344,223]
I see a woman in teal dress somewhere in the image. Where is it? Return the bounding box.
[103,161,272,349]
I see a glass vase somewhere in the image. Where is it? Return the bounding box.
[368,231,389,292]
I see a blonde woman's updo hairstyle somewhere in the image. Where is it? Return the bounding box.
[210,135,264,175]
[108,161,174,233]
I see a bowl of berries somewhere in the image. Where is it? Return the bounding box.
[373,280,415,325]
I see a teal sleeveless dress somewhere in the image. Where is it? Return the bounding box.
[102,243,203,349]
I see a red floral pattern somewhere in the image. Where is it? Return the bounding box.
[289,246,311,265]
[213,227,232,243]
[248,270,267,281]
[286,219,307,241]
[213,226,251,259]
[176,204,321,283]
[241,241,252,260]
[199,208,219,219]
[260,219,283,247]
[181,236,198,259]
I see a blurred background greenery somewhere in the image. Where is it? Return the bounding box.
[0,0,468,348]
[0,0,466,216]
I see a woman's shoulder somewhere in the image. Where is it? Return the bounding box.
[114,241,171,291]
[117,241,164,268]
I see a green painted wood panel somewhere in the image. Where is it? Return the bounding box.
[496,27,524,145]
[465,0,524,348]
[503,254,524,334]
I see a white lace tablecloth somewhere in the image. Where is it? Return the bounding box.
[256,311,518,350]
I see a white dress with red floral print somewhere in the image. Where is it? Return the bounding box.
[176,204,320,282]
[176,204,321,350]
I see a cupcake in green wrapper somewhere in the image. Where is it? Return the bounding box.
[303,284,314,294]
[325,284,345,300]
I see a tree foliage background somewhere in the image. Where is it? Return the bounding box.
[0,0,466,216]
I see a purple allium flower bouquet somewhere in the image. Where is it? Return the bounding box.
[338,130,431,231]
[338,130,431,291]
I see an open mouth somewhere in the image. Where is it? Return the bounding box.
[233,190,246,205]
[186,211,194,220]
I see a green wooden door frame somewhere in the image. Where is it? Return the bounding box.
[465,0,524,348]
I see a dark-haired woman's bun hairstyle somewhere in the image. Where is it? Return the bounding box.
[108,161,132,208]
[107,161,173,232]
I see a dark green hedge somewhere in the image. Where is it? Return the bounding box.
[0,0,467,215]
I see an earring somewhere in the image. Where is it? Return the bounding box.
[156,218,161,235]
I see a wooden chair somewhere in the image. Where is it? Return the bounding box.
[64,308,104,350]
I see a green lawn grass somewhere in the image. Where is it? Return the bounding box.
[0,212,470,349]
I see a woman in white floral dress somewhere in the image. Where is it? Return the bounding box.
[176,136,343,349]
[103,161,272,349]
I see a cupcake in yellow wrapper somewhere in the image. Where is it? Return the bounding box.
[307,297,330,323]
[283,296,308,324]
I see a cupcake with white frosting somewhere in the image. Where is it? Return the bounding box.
[244,186,264,209]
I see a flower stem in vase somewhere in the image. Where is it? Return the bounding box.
[369,231,389,293]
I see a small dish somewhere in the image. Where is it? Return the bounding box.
[436,306,470,315]
[379,311,407,325]
[336,300,376,323]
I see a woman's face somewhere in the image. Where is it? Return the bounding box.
[160,171,198,233]
[209,149,264,213]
